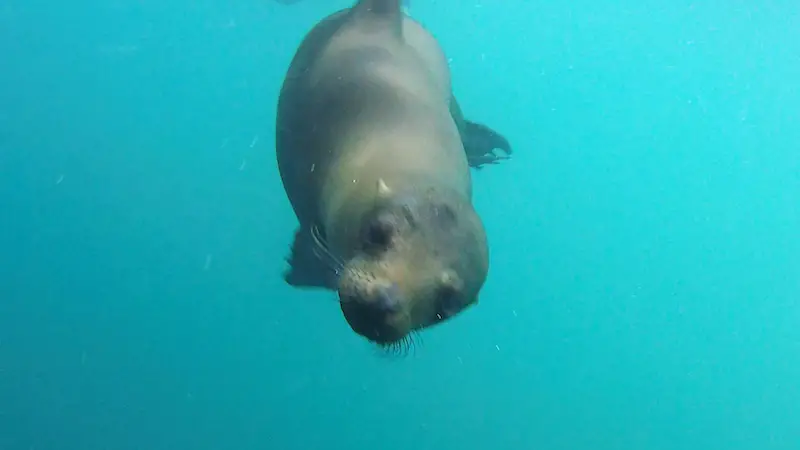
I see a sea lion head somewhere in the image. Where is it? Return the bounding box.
[335,179,489,348]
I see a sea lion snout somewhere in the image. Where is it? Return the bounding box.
[372,283,402,313]
[339,280,408,344]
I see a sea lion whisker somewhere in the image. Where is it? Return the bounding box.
[310,225,345,274]
[376,334,414,358]
[409,330,423,350]
[311,246,344,276]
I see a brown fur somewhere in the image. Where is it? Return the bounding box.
[276,1,508,346]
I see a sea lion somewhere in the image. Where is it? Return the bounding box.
[273,0,411,8]
[275,0,512,348]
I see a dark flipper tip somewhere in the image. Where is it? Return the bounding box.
[283,227,336,290]
[463,120,512,169]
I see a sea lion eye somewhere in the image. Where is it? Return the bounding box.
[434,272,463,321]
[363,215,394,251]
[434,285,461,321]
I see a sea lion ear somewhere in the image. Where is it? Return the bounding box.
[377,178,393,198]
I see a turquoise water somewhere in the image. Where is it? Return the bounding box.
[1,1,798,449]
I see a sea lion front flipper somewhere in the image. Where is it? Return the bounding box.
[283,226,338,290]
[462,120,512,169]
[450,96,512,169]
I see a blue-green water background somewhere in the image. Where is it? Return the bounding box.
[1,0,798,449]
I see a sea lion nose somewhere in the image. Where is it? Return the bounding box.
[339,283,403,344]
[372,284,401,314]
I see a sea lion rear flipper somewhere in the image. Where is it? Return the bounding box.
[450,96,512,169]
[283,227,338,290]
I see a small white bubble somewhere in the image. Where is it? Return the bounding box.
[250,135,259,148]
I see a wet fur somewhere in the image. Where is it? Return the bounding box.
[275,0,511,344]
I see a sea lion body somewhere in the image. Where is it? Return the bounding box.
[276,0,510,346]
